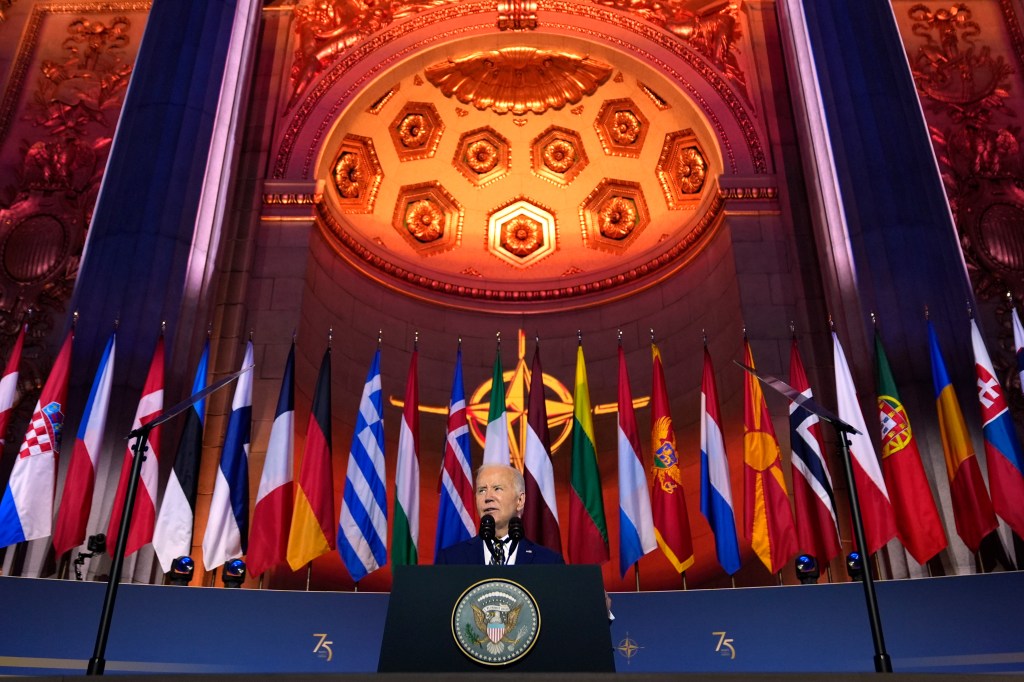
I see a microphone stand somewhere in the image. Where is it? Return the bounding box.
[479,514,497,565]
[87,364,252,675]
[508,517,524,561]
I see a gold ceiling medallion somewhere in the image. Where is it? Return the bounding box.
[389,102,444,161]
[595,99,648,157]
[656,129,707,209]
[580,180,649,252]
[330,134,382,212]
[391,181,462,255]
[454,127,510,186]
[531,126,587,185]
[424,47,613,115]
[488,199,557,267]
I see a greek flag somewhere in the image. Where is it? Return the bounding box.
[338,348,387,582]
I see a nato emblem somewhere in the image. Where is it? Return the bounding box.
[452,578,540,666]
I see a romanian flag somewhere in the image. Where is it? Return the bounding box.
[928,321,996,553]
[742,340,796,575]
[875,330,947,564]
[650,343,694,573]
[287,347,336,570]
[568,343,609,564]
[970,319,1024,542]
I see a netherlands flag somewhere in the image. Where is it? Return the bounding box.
[700,344,741,575]
[617,345,656,576]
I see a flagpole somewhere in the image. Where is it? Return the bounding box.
[680,571,687,590]
[305,563,312,591]
[633,562,640,592]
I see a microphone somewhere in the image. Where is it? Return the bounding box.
[508,516,524,559]
[479,514,496,541]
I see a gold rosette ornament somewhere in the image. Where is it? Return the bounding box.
[333,152,362,198]
[543,139,576,173]
[678,147,707,194]
[398,114,430,148]
[598,197,637,239]
[611,111,641,145]
[501,216,542,256]
[405,199,444,242]
[466,140,499,173]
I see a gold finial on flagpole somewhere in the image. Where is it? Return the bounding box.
[328,327,333,349]
[577,329,582,346]
[414,330,419,350]
[924,305,930,321]
[72,310,79,331]
[617,328,623,345]
[496,330,501,350]
[378,329,382,347]
[161,320,166,336]
[207,322,212,339]
[870,312,877,329]
[828,314,835,332]
[114,315,120,332]
[457,335,462,350]
[789,320,796,337]
[248,329,254,342]
[702,328,707,346]
[650,328,655,343]
[966,300,974,319]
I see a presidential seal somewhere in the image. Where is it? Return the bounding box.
[452,579,540,666]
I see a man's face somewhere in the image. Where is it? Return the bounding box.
[475,466,524,535]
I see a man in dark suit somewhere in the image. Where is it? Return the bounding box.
[436,464,564,565]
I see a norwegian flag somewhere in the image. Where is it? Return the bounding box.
[0,330,74,549]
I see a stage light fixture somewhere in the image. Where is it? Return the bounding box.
[794,553,820,584]
[168,556,195,586]
[846,551,864,580]
[73,534,108,581]
[223,559,246,588]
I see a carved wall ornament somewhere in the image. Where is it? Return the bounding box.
[904,2,1024,301]
[501,215,543,256]
[543,139,576,173]
[531,126,587,185]
[677,147,707,193]
[389,181,462,254]
[497,0,537,30]
[329,134,382,212]
[595,98,648,157]
[466,140,499,173]
[597,196,638,239]
[389,102,443,160]
[610,111,641,144]
[580,179,649,251]
[333,152,362,197]
[366,85,399,114]
[423,47,613,115]
[488,198,557,267]
[405,199,445,242]
[656,130,708,208]
[454,127,510,186]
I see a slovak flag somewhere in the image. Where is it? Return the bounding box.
[0,330,74,549]
[970,319,1024,540]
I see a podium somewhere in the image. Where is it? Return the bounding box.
[379,565,614,672]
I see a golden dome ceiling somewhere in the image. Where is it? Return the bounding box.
[305,10,738,312]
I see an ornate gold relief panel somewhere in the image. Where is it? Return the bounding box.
[0,2,148,406]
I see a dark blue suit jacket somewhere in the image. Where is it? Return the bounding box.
[436,536,564,565]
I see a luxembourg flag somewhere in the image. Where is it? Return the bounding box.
[0,330,73,549]
[970,319,1024,540]
[616,346,657,576]
[53,331,116,557]
[700,344,741,575]
[202,341,253,570]
[0,324,26,446]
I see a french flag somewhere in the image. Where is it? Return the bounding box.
[202,341,253,570]
[248,343,295,578]
[970,319,1024,541]
[53,331,116,557]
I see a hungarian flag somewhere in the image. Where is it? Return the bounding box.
[0,324,26,446]
[0,330,73,549]
[287,346,335,570]
[54,331,116,557]
[742,340,797,575]
[832,330,897,555]
[875,330,947,564]
[700,343,741,575]
[434,346,475,560]
[617,346,657,576]
[152,339,208,572]
[970,319,1024,541]
[788,338,841,565]
[107,336,165,557]
[567,343,609,564]
[522,344,561,554]
[1013,306,1024,395]
[247,343,295,578]
[392,347,420,565]
[482,346,510,466]
[928,321,996,553]
[649,343,693,573]
[202,341,253,570]
[338,348,387,583]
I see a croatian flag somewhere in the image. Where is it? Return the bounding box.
[970,319,1024,540]
[699,344,741,575]
[53,331,116,557]
[202,341,253,570]
[616,345,656,576]
[0,330,73,549]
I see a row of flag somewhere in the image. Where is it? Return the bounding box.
[0,307,1022,583]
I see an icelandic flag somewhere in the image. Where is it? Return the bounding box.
[152,340,209,572]
[699,344,741,575]
[53,331,116,557]
[617,345,656,576]
[339,348,388,582]
[434,347,475,560]
[970,319,1024,540]
[0,324,26,446]
[202,341,253,570]
[0,330,73,549]
[248,343,295,578]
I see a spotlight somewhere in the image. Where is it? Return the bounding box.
[794,553,820,584]
[223,559,246,588]
[168,556,195,586]
[846,551,864,580]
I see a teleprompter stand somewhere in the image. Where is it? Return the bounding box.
[86,364,252,675]
[379,564,614,672]
[736,362,892,673]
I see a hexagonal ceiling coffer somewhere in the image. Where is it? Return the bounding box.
[330,134,383,213]
[487,198,557,268]
[594,98,649,158]
[580,179,650,252]
[454,127,510,186]
[391,181,462,255]
[389,102,444,161]
[531,126,588,186]
[657,129,709,209]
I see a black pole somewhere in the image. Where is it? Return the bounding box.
[835,428,892,673]
[87,428,150,675]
